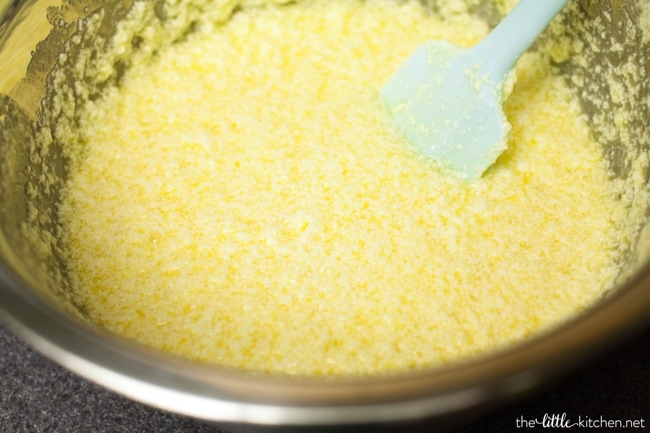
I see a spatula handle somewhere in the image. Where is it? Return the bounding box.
[475,0,569,80]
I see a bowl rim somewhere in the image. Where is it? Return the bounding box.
[1,256,649,426]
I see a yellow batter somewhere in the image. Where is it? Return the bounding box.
[59,0,622,376]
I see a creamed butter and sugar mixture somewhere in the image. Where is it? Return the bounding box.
[59,0,624,376]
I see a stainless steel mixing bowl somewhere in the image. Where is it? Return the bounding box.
[0,0,649,431]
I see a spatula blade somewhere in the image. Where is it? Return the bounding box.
[381,40,511,180]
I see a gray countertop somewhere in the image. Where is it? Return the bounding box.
[1,322,648,432]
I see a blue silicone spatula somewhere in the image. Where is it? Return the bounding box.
[381,0,568,180]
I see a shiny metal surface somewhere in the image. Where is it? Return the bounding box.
[0,0,649,429]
